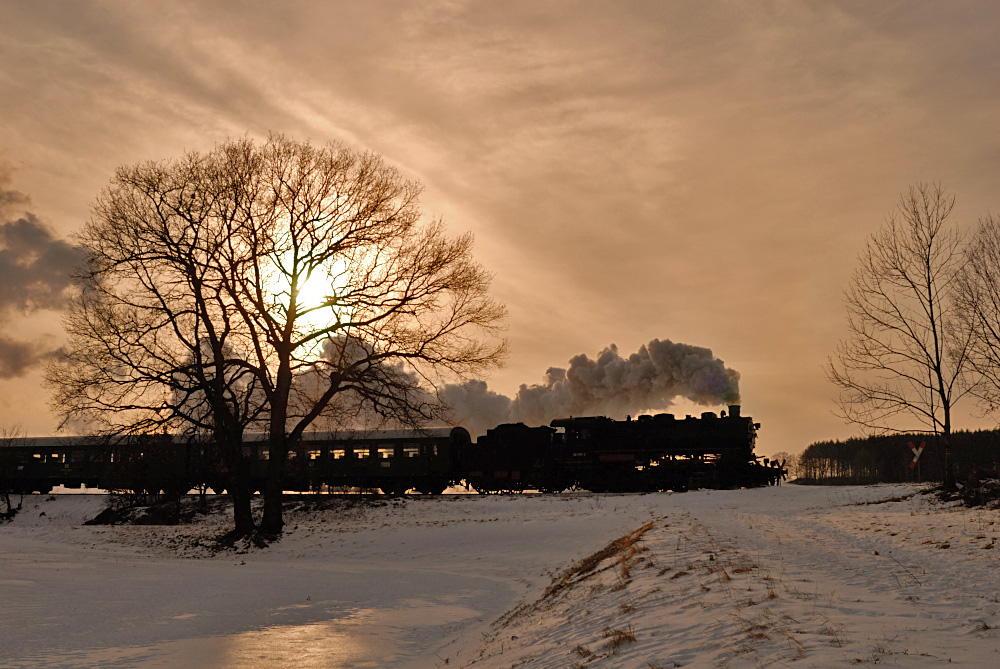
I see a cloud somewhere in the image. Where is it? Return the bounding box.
[0,168,30,212]
[0,168,83,377]
[0,337,58,378]
[5,1,1000,447]
[0,213,83,315]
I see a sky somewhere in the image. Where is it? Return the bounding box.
[3,0,1000,456]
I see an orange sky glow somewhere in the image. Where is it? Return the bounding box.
[3,1,1000,456]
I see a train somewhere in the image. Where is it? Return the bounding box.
[0,405,782,496]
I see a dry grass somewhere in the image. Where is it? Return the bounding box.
[733,608,806,659]
[542,521,656,600]
[603,624,637,650]
[619,557,632,582]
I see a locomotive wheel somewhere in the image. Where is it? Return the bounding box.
[472,480,501,494]
[541,476,575,494]
[416,481,446,495]
[380,483,407,496]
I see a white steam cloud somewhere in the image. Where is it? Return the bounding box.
[441,339,740,436]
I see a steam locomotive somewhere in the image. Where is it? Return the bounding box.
[0,405,779,495]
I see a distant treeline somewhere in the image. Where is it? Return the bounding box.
[799,430,1000,485]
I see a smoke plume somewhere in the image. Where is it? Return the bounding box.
[0,167,84,377]
[441,339,740,435]
[437,380,513,438]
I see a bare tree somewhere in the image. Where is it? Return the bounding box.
[827,184,974,488]
[956,214,1000,413]
[48,135,506,536]
[220,137,506,534]
[46,149,268,535]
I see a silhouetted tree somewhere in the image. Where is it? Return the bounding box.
[800,429,1000,485]
[48,135,506,536]
[0,425,25,520]
[956,214,1000,414]
[827,184,974,489]
[46,154,267,534]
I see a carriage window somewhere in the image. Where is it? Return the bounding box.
[332,449,346,460]
[260,450,269,460]
[378,447,394,460]
[287,451,297,460]
[33,453,42,460]
[307,450,321,460]
[403,446,420,458]
[357,449,371,459]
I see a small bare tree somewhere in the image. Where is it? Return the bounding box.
[48,135,506,536]
[827,184,974,488]
[0,425,25,520]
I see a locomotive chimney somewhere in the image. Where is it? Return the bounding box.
[728,404,741,418]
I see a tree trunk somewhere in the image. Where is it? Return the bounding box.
[230,468,256,536]
[261,379,290,534]
[1,491,13,520]
[260,461,285,535]
[219,426,255,536]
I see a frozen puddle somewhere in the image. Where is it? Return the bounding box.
[21,600,483,668]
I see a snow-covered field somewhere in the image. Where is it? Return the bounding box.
[3,484,1000,667]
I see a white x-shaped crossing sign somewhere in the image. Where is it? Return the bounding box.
[908,442,925,468]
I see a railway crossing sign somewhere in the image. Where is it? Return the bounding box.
[909,442,925,469]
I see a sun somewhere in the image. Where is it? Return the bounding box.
[292,263,351,333]
[265,253,353,335]
[296,269,332,315]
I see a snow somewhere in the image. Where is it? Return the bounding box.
[3,484,1000,667]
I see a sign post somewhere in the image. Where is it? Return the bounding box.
[909,442,925,481]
